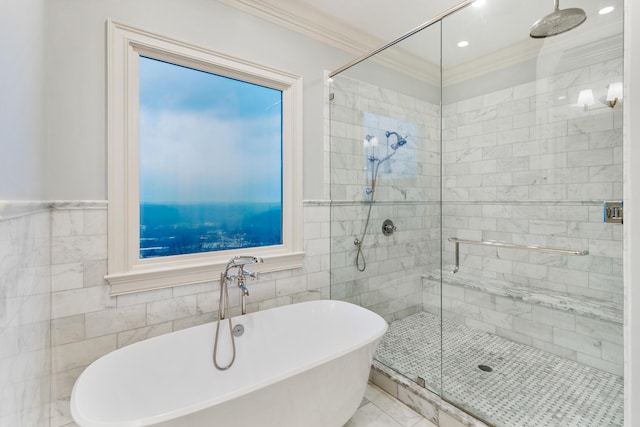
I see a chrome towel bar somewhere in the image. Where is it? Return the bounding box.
[448,237,589,273]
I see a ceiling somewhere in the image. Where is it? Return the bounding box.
[218,0,624,80]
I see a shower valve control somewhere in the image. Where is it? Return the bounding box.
[603,201,623,224]
[382,219,397,236]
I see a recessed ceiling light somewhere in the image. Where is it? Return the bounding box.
[457,41,469,48]
[472,0,486,7]
[599,6,615,15]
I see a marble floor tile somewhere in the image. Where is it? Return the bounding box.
[346,383,437,427]
[364,384,425,426]
[376,311,624,427]
[345,402,403,427]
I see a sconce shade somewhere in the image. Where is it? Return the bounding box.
[607,82,623,107]
[577,89,595,110]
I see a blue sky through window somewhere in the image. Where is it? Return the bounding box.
[139,56,282,204]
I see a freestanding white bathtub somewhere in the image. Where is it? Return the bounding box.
[70,299,387,427]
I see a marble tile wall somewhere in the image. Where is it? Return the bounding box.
[47,201,330,426]
[436,56,624,375]
[330,201,440,321]
[0,203,52,426]
[442,57,624,289]
[328,74,441,321]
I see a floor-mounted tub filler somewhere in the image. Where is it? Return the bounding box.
[70,300,387,427]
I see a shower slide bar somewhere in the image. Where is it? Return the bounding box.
[448,237,589,273]
[328,0,476,78]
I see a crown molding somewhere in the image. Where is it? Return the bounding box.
[216,0,379,56]
[216,0,442,84]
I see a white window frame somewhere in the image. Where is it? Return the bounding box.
[106,21,303,295]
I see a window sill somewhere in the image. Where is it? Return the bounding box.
[106,251,305,295]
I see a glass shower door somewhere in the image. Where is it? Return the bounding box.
[328,21,443,395]
[440,1,624,425]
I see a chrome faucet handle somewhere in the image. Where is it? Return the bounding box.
[242,267,258,279]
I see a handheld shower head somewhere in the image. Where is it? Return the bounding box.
[385,131,408,150]
[393,138,407,149]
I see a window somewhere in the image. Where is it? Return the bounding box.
[106,21,303,295]
[138,57,283,259]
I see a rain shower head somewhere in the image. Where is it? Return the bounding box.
[530,0,586,38]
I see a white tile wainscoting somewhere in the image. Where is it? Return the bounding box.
[0,203,51,426]
[0,201,332,427]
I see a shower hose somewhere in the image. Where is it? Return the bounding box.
[355,160,382,272]
[213,272,236,370]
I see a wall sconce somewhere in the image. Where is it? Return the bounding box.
[577,89,595,111]
[576,82,623,111]
[606,82,623,108]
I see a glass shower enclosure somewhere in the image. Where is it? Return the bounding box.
[329,0,624,426]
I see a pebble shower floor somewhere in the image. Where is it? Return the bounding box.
[376,311,624,427]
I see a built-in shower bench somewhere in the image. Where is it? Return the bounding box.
[423,270,622,325]
[422,269,624,375]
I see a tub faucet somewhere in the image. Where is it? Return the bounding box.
[214,255,264,370]
[221,255,263,315]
